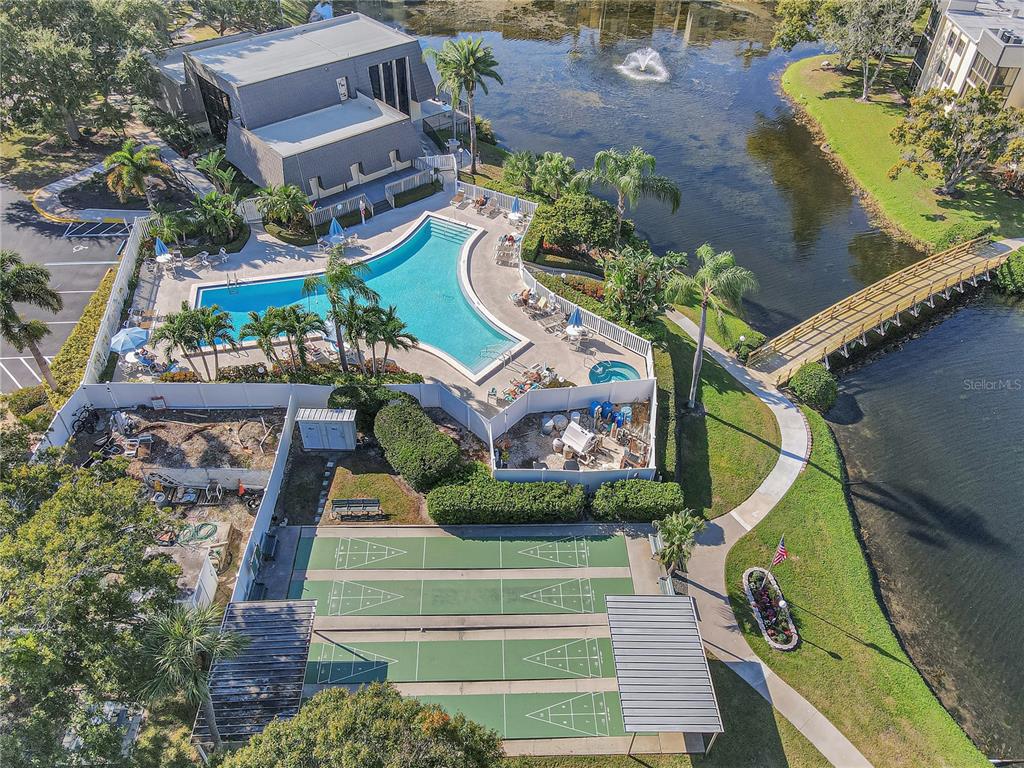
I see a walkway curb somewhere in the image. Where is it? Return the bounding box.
[667,309,873,768]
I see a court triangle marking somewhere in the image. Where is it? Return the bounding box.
[522,638,602,677]
[317,644,399,683]
[525,693,611,737]
[517,537,588,567]
[520,578,595,613]
[334,538,408,569]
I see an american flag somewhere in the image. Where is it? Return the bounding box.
[771,536,789,567]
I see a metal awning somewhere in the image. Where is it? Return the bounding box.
[605,595,723,735]
[193,600,316,745]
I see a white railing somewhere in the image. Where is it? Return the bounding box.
[81,216,154,386]
[456,181,539,218]
[236,196,261,224]
[384,169,436,208]
[415,154,457,173]
[308,192,374,227]
[519,265,654,375]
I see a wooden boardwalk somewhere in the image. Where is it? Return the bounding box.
[748,237,1017,383]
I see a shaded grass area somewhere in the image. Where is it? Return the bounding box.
[506,659,828,768]
[725,408,988,768]
[326,451,423,525]
[782,55,1024,246]
[132,695,199,768]
[654,317,779,518]
[672,300,761,352]
[275,449,327,525]
[0,129,123,191]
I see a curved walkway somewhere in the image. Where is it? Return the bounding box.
[667,309,872,768]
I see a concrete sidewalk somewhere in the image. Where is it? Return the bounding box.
[668,310,873,768]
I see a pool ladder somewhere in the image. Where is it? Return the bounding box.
[226,273,241,294]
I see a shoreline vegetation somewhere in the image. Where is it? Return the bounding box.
[780,55,1024,251]
[726,408,990,768]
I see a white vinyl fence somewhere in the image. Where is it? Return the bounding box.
[81,216,154,386]
[236,196,262,224]
[308,192,374,227]
[415,154,457,173]
[386,382,492,444]
[456,181,539,218]
[384,169,437,208]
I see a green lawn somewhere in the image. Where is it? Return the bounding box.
[672,300,762,352]
[782,55,1024,246]
[725,408,988,768]
[325,452,422,525]
[654,317,780,518]
[1,129,122,192]
[507,658,828,768]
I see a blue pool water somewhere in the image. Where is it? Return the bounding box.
[196,217,517,374]
[588,360,640,384]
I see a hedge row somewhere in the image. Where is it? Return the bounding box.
[591,480,686,522]
[995,248,1024,295]
[374,401,460,491]
[4,384,48,417]
[48,267,117,407]
[394,181,442,208]
[427,469,586,525]
[790,362,839,412]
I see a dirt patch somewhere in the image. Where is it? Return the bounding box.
[425,407,489,463]
[58,171,194,211]
[275,441,329,526]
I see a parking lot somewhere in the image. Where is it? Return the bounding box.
[0,185,127,393]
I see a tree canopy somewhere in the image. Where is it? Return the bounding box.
[220,683,503,768]
[0,456,180,767]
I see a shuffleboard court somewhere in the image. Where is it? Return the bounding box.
[291,534,630,571]
[306,637,616,684]
[417,692,627,739]
[289,577,634,616]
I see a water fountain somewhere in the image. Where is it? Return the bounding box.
[615,47,670,83]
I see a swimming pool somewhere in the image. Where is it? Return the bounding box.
[588,360,640,384]
[195,216,520,377]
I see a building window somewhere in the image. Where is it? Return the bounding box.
[196,75,232,142]
[954,38,965,55]
[396,57,410,115]
[382,60,396,108]
[946,30,956,47]
[368,63,382,101]
[967,51,996,88]
[943,66,953,84]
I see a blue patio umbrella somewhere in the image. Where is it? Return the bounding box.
[567,306,582,329]
[328,217,344,238]
[110,326,149,354]
[154,237,170,257]
[511,196,521,214]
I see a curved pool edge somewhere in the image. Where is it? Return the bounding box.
[188,211,530,384]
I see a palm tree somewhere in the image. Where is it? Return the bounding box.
[138,604,247,753]
[279,305,326,367]
[377,305,418,376]
[189,191,240,244]
[151,302,206,379]
[255,184,309,228]
[576,146,681,243]
[503,151,536,192]
[669,244,758,410]
[238,309,282,366]
[194,305,236,379]
[360,304,387,376]
[301,255,378,372]
[0,250,62,390]
[655,509,706,573]
[150,209,189,246]
[424,37,503,175]
[338,295,367,371]
[532,151,578,200]
[104,139,170,207]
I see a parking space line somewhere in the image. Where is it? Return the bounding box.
[44,321,79,325]
[0,362,22,388]
[56,290,95,294]
[43,260,119,267]
[18,359,41,382]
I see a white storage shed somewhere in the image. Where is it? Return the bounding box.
[296,408,357,450]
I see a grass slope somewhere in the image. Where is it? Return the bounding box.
[725,408,988,768]
[655,317,779,518]
[782,55,1024,246]
[507,659,828,768]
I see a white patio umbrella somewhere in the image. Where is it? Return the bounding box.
[110,326,149,354]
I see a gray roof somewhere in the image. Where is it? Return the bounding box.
[187,13,416,86]
[945,0,1024,42]
[247,95,407,157]
[149,32,256,84]
[605,595,723,734]
[296,407,357,422]
[193,600,316,744]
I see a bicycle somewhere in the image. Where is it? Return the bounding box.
[71,405,102,435]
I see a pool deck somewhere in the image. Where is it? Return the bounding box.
[126,190,646,414]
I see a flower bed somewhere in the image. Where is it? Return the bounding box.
[743,567,799,650]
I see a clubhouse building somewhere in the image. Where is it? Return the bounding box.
[151,13,437,198]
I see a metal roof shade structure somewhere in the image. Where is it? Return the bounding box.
[192,600,316,748]
[295,408,356,422]
[605,595,724,755]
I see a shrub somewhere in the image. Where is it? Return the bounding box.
[790,362,838,412]
[158,369,200,382]
[48,268,116,407]
[427,473,585,525]
[532,270,605,316]
[934,220,991,251]
[531,193,629,253]
[591,480,686,522]
[374,402,461,491]
[393,180,442,208]
[5,384,48,417]
[19,402,55,432]
[995,248,1024,295]
[215,362,423,387]
[731,330,767,363]
[329,380,415,432]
